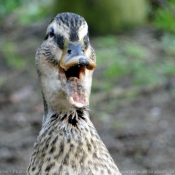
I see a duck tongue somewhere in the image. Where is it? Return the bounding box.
[67,77,88,108]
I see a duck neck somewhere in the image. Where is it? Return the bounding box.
[42,100,90,127]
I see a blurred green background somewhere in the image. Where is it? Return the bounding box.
[1,0,175,90]
[0,0,175,174]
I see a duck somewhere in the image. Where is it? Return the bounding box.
[27,12,121,175]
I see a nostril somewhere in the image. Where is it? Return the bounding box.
[67,50,72,54]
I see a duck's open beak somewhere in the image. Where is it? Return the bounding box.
[58,39,96,108]
[60,39,96,71]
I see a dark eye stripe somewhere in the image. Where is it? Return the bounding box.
[54,34,64,50]
[44,34,49,40]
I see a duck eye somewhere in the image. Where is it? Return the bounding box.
[67,50,72,54]
[49,29,55,37]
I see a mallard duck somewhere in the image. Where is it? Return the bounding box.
[27,12,121,175]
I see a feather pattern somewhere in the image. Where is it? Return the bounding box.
[28,110,121,175]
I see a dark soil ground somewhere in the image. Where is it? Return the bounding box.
[0,20,175,175]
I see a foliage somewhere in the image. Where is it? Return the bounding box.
[3,42,25,69]
[0,0,54,26]
[162,33,175,55]
[17,2,49,26]
[0,0,28,17]
[92,35,175,92]
[153,0,175,33]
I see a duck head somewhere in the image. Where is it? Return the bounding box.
[36,12,96,119]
